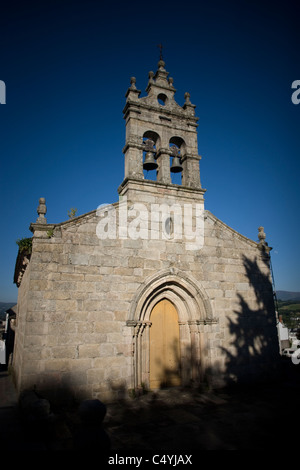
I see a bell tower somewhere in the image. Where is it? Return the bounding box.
[118,56,205,202]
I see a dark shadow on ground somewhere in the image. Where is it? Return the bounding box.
[104,368,300,450]
[1,367,300,451]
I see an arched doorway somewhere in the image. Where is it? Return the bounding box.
[149,299,181,389]
[127,269,216,391]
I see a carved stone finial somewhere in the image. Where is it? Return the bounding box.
[257,226,272,255]
[158,59,166,70]
[125,77,141,100]
[130,77,137,89]
[37,197,47,224]
[258,226,266,245]
[183,92,196,115]
[184,92,191,104]
[148,71,154,83]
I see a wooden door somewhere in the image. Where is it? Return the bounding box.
[149,299,181,389]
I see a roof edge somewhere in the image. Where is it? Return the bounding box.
[204,210,260,249]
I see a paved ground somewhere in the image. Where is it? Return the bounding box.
[0,363,299,451]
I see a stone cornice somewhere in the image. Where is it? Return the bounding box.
[118,176,206,198]
[14,249,31,287]
[123,99,199,125]
[30,223,55,234]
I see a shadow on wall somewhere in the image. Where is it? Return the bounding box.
[217,252,280,385]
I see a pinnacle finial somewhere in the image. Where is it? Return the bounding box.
[37,197,47,224]
[148,71,154,84]
[157,43,166,70]
[258,226,266,245]
[184,92,191,104]
[130,77,137,89]
[257,226,272,254]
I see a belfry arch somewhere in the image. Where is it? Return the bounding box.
[126,269,217,390]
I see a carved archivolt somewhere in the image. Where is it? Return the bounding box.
[127,268,216,327]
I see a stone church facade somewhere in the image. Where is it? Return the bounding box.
[13,59,279,402]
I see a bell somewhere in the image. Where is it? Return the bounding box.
[143,152,158,171]
[170,156,183,173]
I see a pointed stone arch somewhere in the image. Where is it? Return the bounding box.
[127,269,217,389]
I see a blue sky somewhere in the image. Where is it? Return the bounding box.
[0,0,299,302]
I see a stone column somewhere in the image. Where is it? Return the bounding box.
[188,321,201,385]
[127,321,141,390]
[135,322,143,390]
[199,329,206,383]
[141,321,151,388]
[123,141,144,180]
[156,148,171,184]
[181,156,201,189]
[128,320,152,390]
[179,321,190,386]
